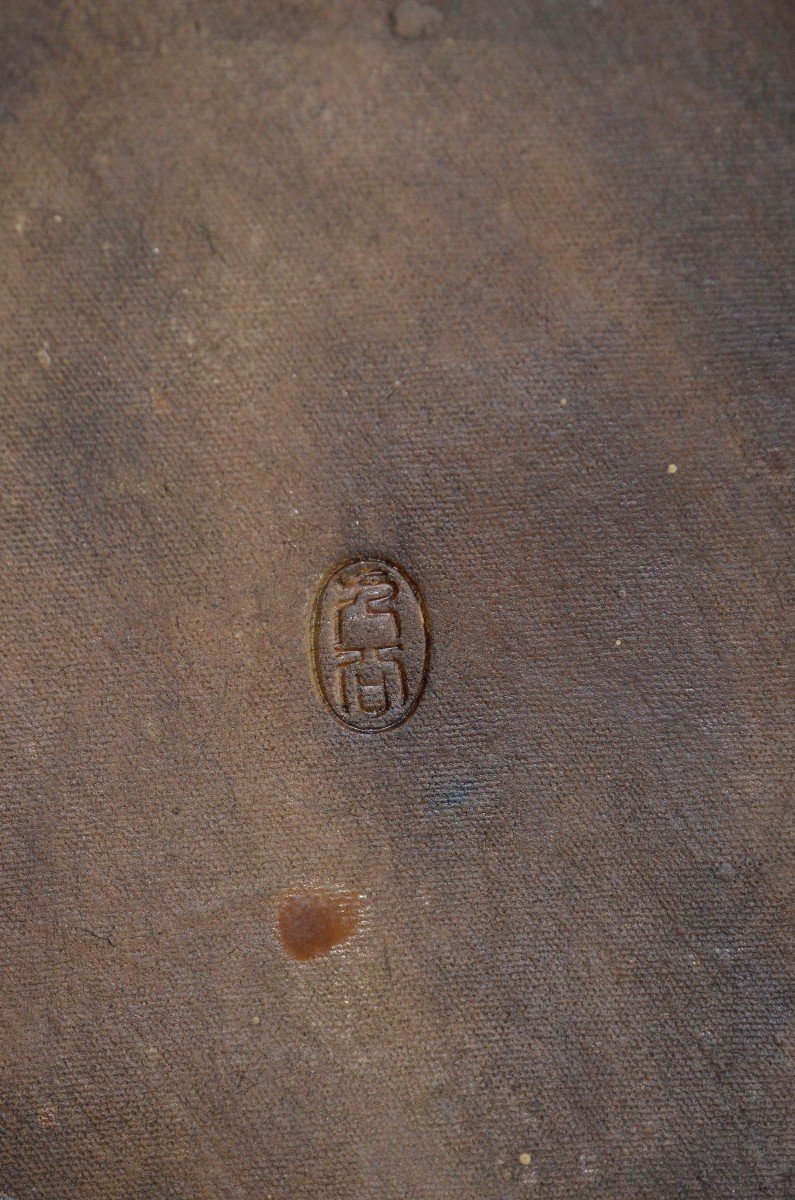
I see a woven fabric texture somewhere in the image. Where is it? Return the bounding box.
[1,2,793,1197]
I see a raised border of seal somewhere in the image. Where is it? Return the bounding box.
[310,557,429,733]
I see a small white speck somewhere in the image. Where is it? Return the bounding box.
[519,1151,532,1166]
[36,343,52,369]
[579,1152,597,1177]
[667,463,678,474]
[152,246,160,256]
[53,214,63,224]
[614,638,622,646]
[560,396,568,406]
[14,213,26,235]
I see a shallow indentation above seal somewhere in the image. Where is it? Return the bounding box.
[312,558,428,732]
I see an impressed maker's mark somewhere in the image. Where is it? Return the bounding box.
[312,559,428,732]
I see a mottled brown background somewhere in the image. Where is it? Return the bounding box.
[1,2,793,1198]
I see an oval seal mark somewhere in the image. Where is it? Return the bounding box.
[312,558,428,732]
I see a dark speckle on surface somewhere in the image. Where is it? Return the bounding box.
[765,449,788,475]
[429,780,475,809]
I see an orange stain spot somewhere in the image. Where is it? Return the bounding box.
[277,889,360,961]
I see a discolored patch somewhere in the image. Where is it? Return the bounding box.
[390,2,443,40]
[766,449,788,475]
[277,889,360,962]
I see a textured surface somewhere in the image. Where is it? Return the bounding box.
[1,1,793,1197]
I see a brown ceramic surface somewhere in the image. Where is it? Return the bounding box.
[1,2,792,1198]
